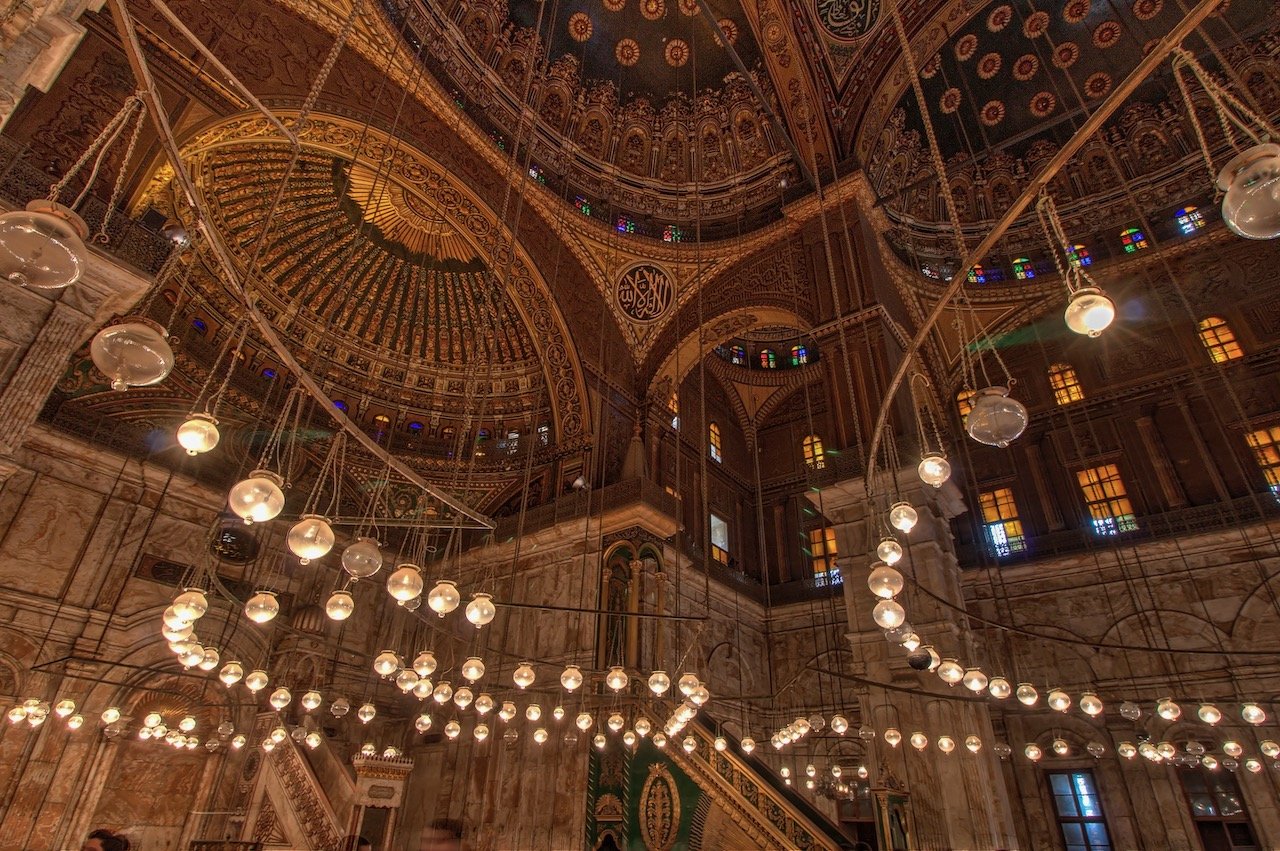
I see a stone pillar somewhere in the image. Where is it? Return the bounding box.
[0,1,104,130]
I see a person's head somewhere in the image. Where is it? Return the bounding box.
[83,829,130,851]
[419,818,464,851]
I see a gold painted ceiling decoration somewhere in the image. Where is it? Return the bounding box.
[343,162,481,267]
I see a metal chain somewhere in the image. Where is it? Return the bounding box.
[47,94,143,204]
[1173,47,1277,143]
[94,98,148,243]
[1172,60,1222,195]
[296,0,363,131]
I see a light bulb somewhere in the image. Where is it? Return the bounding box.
[867,564,904,600]
[1080,692,1104,716]
[1242,703,1267,725]
[910,732,928,751]
[1217,142,1280,240]
[305,732,322,749]
[606,712,624,732]
[830,714,848,734]
[936,659,963,685]
[648,671,671,695]
[357,703,377,724]
[325,590,355,621]
[689,683,710,706]
[1261,740,1280,758]
[635,718,651,737]
[513,663,536,689]
[883,728,901,747]
[244,590,279,624]
[101,707,121,724]
[444,720,461,740]
[90,317,175,391]
[396,669,420,693]
[966,735,983,753]
[1016,683,1038,706]
[269,687,291,710]
[918,452,951,487]
[1065,287,1116,337]
[595,733,608,749]
[67,714,84,730]
[678,673,700,696]
[415,713,433,733]
[937,735,956,754]
[966,386,1028,448]
[177,414,220,456]
[465,592,496,626]
[576,712,593,731]
[427,580,460,616]
[560,665,583,691]
[198,647,220,672]
[287,515,335,564]
[1047,689,1072,712]
[871,600,906,630]
[1052,738,1070,756]
[475,694,495,715]
[741,736,755,754]
[1025,743,1043,762]
[1157,697,1182,721]
[962,668,988,692]
[302,691,322,711]
[876,537,903,565]
[172,588,209,621]
[474,723,489,742]
[245,669,269,693]
[1224,740,1243,758]
[1198,704,1222,725]
[373,650,401,678]
[341,537,383,578]
[219,661,244,686]
[624,731,638,747]
[0,200,88,290]
[606,666,629,692]
[499,702,517,722]
[888,501,918,533]
[386,564,424,603]
[433,682,453,704]
[227,470,285,524]
[453,687,473,710]
[459,657,485,682]
[682,736,697,753]
[988,677,1012,699]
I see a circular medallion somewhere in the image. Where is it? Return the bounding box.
[604,0,625,11]
[815,0,881,41]
[616,264,674,323]
[1030,91,1057,117]
[1133,0,1163,18]
[1092,20,1122,48]
[987,5,1013,31]
[716,18,739,46]
[1023,10,1049,37]
[1064,0,1091,23]
[1052,42,1080,69]
[1012,53,1039,81]
[977,52,1002,79]
[568,12,593,42]
[665,39,690,67]
[939,87,962,114]
[955,33,978,61]
[980,100,1006,126]
[616,38,640,66]
[679,0,698,15]
[1085,71,1113,98]
[641,0,665,20]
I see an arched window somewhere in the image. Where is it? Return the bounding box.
[1067,244,1092,267]
[759,349,776,369]
[956,389,976,419]
[1120,227,1149,252]
[802,435,825,470]
[1048,363,1084,405]
[668,391,680,429]
[1176,206,1205,234]
[373,414,391,431]
[1012,258,1035,280]
[1197,316,1244,363]
[967,264,988,284]
[709,422,722,462]
[730,345,746,365]
[790,345,808,366]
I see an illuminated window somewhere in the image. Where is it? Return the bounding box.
[1120,227,1149,252]
[528,164,546,184]
[921,264,944,279]
[505,430,520,455]
[663,224,684,243]
[407,421,424,433]
[1180,767,1260,850]
[1077,464,1138,535]
[760,349,777,369]
[1048,771,1113,851]
[373,414,391,431]
[615,216,635,234]
[490,132,506,151]
[1197,316,1244,363]
[537,423,550,445]
[333,400,348,412]
[802,435,825,470]
[1048,363,1085,405]
[957,389,976,419]
[1012,257,1036,280]
[979,488,1026,556]
[967,264,988,284]
[1176,206,1205,234]
[1246,426,1280,496]
[574,195,592,216]
[790,345,808,366]
[709,422,722,462]
[668,391,679,430]
[809,527,841,586]
[729,345,746,365]
[710,513,729,564]
[1067,244,1092,267]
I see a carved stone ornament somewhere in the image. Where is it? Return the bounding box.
[640,762,681,851]
[616,263,675,324]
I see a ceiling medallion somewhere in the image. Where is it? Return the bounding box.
[954,34,978,62]
[1022,10,1049,38]
[615,263,674,324]
[603,0,625,12]
[980,100,1007,126]
[665,39,690,67]
[977,52,1002,79]
[616,38,640,67]
[1064,0,1091,23]
[1092,20,1122,48]
[815,0,881,41]
[678,0,698,15]
[1052,42,1080,69]
[568,12,593,41]
[986,5,1013,31]
[1085,71,1114,98]
[1030,91,1057,117]
[640,0,665,20]
[714,18,739,46]
[939,88,962,114]
[1133,0,1163,20]
[1012,53,1039,81]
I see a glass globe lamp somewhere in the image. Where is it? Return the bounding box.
[1224,740,1244,758]
[413,651,437,678]
[682,736,697,753]
[444,720,461,740]
[465,592,496,627]
[1184,741,1205,757]
[1245,758,1263,773]
[888,501,918,533]
[962,668,989,692]
[1204,755,1222,771]
[937,735,956,754]
[739,736,756,754]
[219,661,244,686]
[576,712,593,731]
[359,742,376,756]
[474,723,489,742]
[341,537,382,579]
[992,743,1013,760]
[867,564,904,600]
[475,694,495,715]
[325,590,354,621]
[900,632,921,652]
[386,565,424,604]
[162,605,191,630]
[918,452,951,488]
[198,647,220,671]
[1086,742,1106,759]
[966,735,983,753]
[1217,143,1280,240]
[427,580,460,616]
[101,707,121,724]
[0,200,89,290]
[415,714,433,733]
[162,623,192,642]
[935,658,963,685]
[459,657,485,682]
[244,670,269,693]
[1047,689,1072,712]
[179,643,206,668]
[432,682,453,705]
[1079,692,1103,716]
[648,670,671,695]
[499,701,517,722]
[593,733,608,750]
[287,515,335,564]
[414,678,434,700]
[227,470,285,525]
[51,699,74,719]
[301,691,322,711]
[513,663,536,689]
[634,717,651,737]
[1119,701,1142,721]
[876,537,903,565]
[1016,683,1039,706]
[689,683,710,706]
[988,676,1012,699]
[176,414,220,456]
[678,673,700,696]
[606,666,629,692]
[560,665,583,692]
[453,687,474,710]
[1052,738,1070,756]
[1024,743,1043,762]
[373,650,401,678]
[1198,704,1222,725]
[909,732,928,751]
[67,714,84,730]
[173,588,209,621]
[1064,287,1116,337]
[1242,703,1267,725]
[858,725,876,741]
[305,732,322,749]
[1155,741,1175,760]
[830,714,848,735]
[396,669,419,693]
[1156,697,1182,721]
[265,687,291,710]
[90,316,176,392]
[966,386,1028,448]
[607,713,624,732]
[552,705,565,721]
[261,738,276,753]
[357,703,377,724]
[1261,740,1280,758]
[871,600,906,630]
[330,698,350,717]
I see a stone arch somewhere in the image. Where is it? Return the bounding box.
[578,112,610,159]
[1228,569,1280,651]
[618,126,650,176]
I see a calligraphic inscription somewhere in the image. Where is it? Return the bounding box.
[616,263,674,323]
[815,0,880,41]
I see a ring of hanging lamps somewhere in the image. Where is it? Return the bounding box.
[575,712,593,732]
[552,705,565,721]
[1052,738,1070,756]
[917,452,951,488]
[607,713,624,733]
[1217,142,1280,240]
[909,732,928,751]
[966,735,983,754]
[465,592,496,627]
[1198,704,1222,725]
[888,502,918,533]
[937,736,956,754]
[172,588,208,621]
[634,717,651,738]
[325,590,355,621]
[1224,740,1244,758]
[287,515,335,564]
[341,538,383,579]
[876,537,903,565]
[1260,740,1280,758]
[1064,287,1116,338]
[163,605,192,630]
[305,731,322,749]
[178,643,206,668]
[965,386,1028,448]
[414,713,433,733]
[227,470,285,525]
[461,657,485,682]
[244,590,280,624]
[526,704,543,723]
[1024,743,1043,762]
[883,728,902,748]
[176,413,220,456]
[386,564,424,604]
[474,723,489,742]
